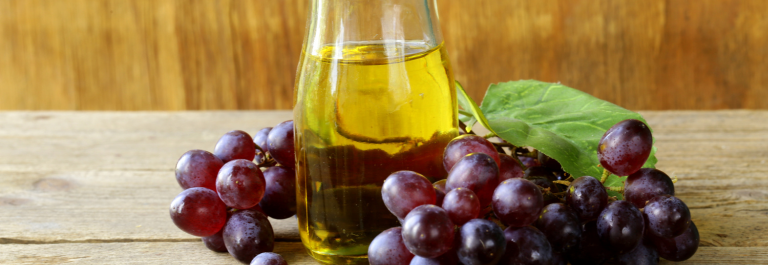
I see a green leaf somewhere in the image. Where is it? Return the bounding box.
[477,80,657,197]
[455,81,488,133]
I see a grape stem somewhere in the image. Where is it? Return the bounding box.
[553,180,572,186]
[672,175,678,183]
[600,168,611,184]
[605,186,625,193]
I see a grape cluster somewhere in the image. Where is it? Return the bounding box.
[170,120,295,264]
[369,119,699,264]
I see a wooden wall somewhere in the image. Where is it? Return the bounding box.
[1,0,766,110]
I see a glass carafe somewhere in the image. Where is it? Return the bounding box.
[293,0,457,263]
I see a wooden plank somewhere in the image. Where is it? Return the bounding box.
[1,1,768,110]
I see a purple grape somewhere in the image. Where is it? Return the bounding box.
[498,153,524,181]
[446,153,500,207]
[250,252,287,265]
[442,188,481,226]
[524,166,555,180]
[253,127,272,152]
[223,209,274,263]
[216,159,266,210]
[644,195,690,238]
[538,152,562,171]
[625,168,675,209]
[649,221,699,261]
[410,250,458,265]
[617,241,659,265]
[382,171,437,220]
[534,203,582,252]
[596,200,645,253]
[254,149,267,165]
[169,187,227,237]
[565,176,608,222]
[258,166,297,219]
[518,156,540,168]
[368,227,414,265]
[214,130,257,163]
[266,120,295,168]
[597,119,653,176]
[433,179,448,207]
[202,229,228,252]
[443,135,501,172]
[175,150,224,192]
[500,226,552,265]
[550,251,567,265]
[566,221,611,265]
[456,219,507,265]
[401,205,455,258]
[492,178,543,227]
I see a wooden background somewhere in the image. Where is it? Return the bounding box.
[1,0,766,110]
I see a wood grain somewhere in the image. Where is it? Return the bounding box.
[1,1,767,110]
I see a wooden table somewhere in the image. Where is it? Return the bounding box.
[0,111,766,264]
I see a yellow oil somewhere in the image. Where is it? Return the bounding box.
[294,41,458,264]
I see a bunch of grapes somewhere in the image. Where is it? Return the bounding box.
[169,120,295,265]
[369,119,699,265]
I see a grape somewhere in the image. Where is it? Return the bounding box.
[216,159,266,210]
[624,168,675,209]
[492,178,543,227]
[410,250,458,265]
[254,150,266,165]
[518,156,540,168]
[175,150,224,191]
[202,229,228,252]
[443,135,501,172]
[534,203,582,252]
[649,221,699,261]
[250,252,287,265]
[442,188,481,226]
[382,171,437,220]
[617,241,658,265]
[524,166,554,180]
[401,205,455,258]
[253,127,272,152]
[214,130,257,163]
[596,200,645,253]
[565,176,608,222]
[169,187,227,237]
[223,209,274,263]
[644,195,691,238]
[538,152,562,171]
[258,166,297,219]
[597,119,653,176]
[498,153,524,181]
[500,226,552,265]
[446,153,500,207]
[566,221,611,265]
[266,120,295,168]
[456,219,507,265]
[550,251,567,265]
[368,227,414,265]
[433,179,448,207]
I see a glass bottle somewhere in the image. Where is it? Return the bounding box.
[293,0,457,263]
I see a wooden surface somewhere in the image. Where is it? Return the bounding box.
[1,1,767,111]
[0,111,767,264]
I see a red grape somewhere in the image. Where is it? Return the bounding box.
[442,188,480,226]
[223,209,274,263]
[644,195,691,238]
[169,187,227,237]
[214,130,257,163]
[498,153,524,181]
[624,168,675,209]
[250,252,287,265]
[534,203,582,252]
[401,205,455,258]
[446,153,500,207]
[368,227,414,265]
[202,229,228,252]
[267,120,295,168]
[492,178,543,227]
[565,176,608,222]
[216,159,266,210]
[456,219,507,265]
[597,119,653,176]
[175,150,224,191]
[649,221,699,261]
[410,250,458,265]
[617,241,658,265]
[596,200,645,253]
[382,171,437,220]
[433,179,448,207]
[500,226,552,265]
[258,166,297,219]
[566,221,611,265]
[253,127,272,152]
[443,135,501,172]
[518,156,540,168]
